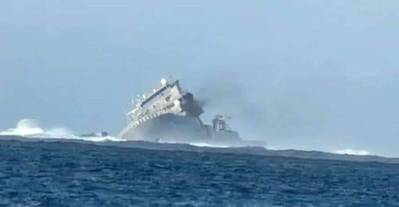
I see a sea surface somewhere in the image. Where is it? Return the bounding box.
[0,139,398,207]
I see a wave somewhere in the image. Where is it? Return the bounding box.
[0,119,125,142]
[335,149,370,156]
[0,119,48,137]
[186,142,230,148]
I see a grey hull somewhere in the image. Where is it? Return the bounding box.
[121,114,204,142]
[120,114,256,146]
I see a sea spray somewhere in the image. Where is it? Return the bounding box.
[0,119,125,142]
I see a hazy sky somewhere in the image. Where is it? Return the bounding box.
[1,0,398,156]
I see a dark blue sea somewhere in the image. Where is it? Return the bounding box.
[0,139,398,207]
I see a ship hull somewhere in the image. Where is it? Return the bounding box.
[120,114,205,142]
[119,114,256,146]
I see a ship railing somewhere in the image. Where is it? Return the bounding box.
[129,108,174,128]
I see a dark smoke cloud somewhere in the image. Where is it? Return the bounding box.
[196,77,266,122]
[194,73,329,141]
[195,76,270,140]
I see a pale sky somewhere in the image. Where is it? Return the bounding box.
[1,0,399,156]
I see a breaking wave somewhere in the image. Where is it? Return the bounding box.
[0,119,44,137]
[0,119,124,142]
[187,142,230,148]
[335,149,370,156]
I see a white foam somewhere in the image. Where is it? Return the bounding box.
[0,119,45,136]
[77,136,125,142]
[335,149,370,156]
[188,142,230,148]
[0,119,125,142]
[154,140,230,148]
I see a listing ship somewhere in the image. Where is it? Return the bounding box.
[119,78,256,146]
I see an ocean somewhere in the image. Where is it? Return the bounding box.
[0,139,398,207]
